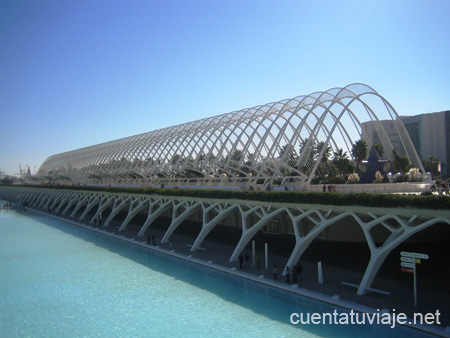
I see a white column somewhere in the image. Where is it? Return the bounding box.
[265,243,268,270]
[252,240,255,266]
[318,261,323,284]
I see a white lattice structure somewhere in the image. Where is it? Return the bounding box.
[1,186,448,296]
[35,84,423,188]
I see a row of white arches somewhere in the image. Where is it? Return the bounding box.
[2,186,447,296]
[35,83,423,188]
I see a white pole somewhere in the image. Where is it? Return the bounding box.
[265,243,268,270]
[318,261,323,284]
[413,260,417,307]
[252,240,256,267]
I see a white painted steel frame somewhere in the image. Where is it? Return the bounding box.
[2,186,448,296]
[35,84,424,187]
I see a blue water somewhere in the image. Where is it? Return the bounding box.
[0,207,434,337]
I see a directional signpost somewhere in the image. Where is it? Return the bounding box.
[400,251,429,307]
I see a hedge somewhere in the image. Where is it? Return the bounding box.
[2,184,449,210]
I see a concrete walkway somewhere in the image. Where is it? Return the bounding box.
[37,209,450,337]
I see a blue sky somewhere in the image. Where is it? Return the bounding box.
[1,0,449,176]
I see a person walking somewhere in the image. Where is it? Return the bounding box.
[239,253,244,269]
[297,263,303,282]
[284,266,291,284]
[273,265,278,281]
[256,253,261,269]
[245,252,250,268]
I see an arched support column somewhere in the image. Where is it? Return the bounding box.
[356,213,416,295]
[92,196,114,225]
[50,191,66,210]
[79,195,101,220]
[55,193,72,214]
[285,210,334,268]
[103,197,131,227]
[119,198,148,231]
[25,190,36,203]
[161,201,202,243]
[229,207,287,262]
[70,194,91,218]
[190,203,239,251]
[62,193,82,216]
[36,193,51,209]
[137,200,172,237]
[357,217,450,295]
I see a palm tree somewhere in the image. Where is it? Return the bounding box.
[315,142,332,162]
[423,155,441,177]
[392,150,410,174]
[229,150,244,176]
[299,138,316,176]
[315,141,332,181]
[279,144,297,174]
[243,153,258,177]
[332,148,350,177]
[374,143,385,158]
[351,140,368,165]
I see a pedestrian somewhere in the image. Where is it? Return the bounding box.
[431,184,437,193]
[273,265,278,281]
[239,253,244,269]
[322,184,326,192]
[292,265,298,283]
[146,234,151,245]
[245,252,250,268]
[297,263,303,282]
[284,266,291,284]
[152,235,156,245]
[256,253,261,269]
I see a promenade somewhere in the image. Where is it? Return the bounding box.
[34,207,450,337]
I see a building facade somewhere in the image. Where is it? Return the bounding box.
[362,110,450,178]
[401,111,450,177]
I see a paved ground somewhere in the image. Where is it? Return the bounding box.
[43,209,450,336]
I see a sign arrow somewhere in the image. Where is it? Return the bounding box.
[401,262,415,268]
[400,251,429,260]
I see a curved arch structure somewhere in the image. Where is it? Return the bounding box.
[35,83,423,187]
[2,186,448,297]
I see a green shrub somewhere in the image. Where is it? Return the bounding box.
[3,183,449,210]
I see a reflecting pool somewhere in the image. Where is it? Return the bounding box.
[0,208,434,337]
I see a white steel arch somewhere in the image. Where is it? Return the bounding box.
[1,186,448,297]
[35,84,424,187]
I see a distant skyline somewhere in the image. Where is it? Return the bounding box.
[1,0,449,176]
